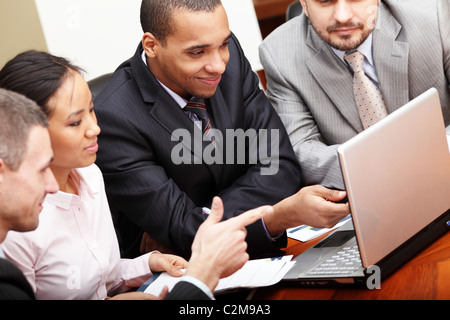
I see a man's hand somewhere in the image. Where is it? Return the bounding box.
[266,185,350,236]
[186,196,273,293]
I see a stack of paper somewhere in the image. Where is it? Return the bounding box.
[215,255,294,292]
[140,255,294,295]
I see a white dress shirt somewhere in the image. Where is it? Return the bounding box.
[331,33,380,86]
[1,164,153,300]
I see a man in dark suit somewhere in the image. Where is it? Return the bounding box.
[95,0,349,260]
[0,89,58,299]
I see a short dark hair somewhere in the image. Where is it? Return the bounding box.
[140,0,221,44]
[0,88,48,171]
[0,50,83,117]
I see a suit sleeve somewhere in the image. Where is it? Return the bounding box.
[0,259,35,300]
[165,281,212,300]
[210,35,303,251]
[259,41,345,190]
[439,0,450,91]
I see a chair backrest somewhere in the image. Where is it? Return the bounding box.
[88,73,112,100]
[286,1,303,20]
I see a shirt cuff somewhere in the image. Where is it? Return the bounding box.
[262,217,284,241]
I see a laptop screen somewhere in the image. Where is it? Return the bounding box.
[338,88,450,268]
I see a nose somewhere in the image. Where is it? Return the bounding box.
[45,168,59,194]
[333,0,354,23]
[204,50,228,75]
[86,111,101,138]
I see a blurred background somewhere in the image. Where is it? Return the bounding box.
[0,0,294,84]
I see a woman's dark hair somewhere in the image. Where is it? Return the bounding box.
[0,50,83,117]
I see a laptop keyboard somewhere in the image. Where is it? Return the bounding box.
[307,244,362,276]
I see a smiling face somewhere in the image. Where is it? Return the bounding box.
[143,4,231,100]
[300,0,380,51]
[47,71,101,172]
[0,125,58,238]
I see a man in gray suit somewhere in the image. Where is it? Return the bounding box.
[260,0,450,190]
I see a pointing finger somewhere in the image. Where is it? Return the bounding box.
[227,205,274,229]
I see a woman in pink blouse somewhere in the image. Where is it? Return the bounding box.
[0,51,189,300]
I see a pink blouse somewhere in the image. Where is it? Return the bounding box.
[1,164,153,300]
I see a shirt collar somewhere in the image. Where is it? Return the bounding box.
[331,32,374,66]
[45,168,98,210]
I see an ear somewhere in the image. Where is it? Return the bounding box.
[299,0,308,17]
[142,32,160,59]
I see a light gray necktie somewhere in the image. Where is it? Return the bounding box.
[344,51,388,129]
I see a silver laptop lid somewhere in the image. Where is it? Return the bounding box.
[338,88,450,268]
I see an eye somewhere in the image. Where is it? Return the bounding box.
[69,120,81,127]
[189,50,204,56]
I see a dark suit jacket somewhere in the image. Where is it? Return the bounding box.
[94,34,301,259]
[165,281,211,300]
[0,258,35,300]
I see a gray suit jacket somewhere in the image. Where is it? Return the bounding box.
[260,0,450,190]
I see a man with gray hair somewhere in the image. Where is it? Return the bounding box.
[0,88,59,299]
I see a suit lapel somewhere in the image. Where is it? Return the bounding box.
[152,91,220,168]
[130,46,222,184]
[372,3,410,112]
[306,26,364,132]
[306,3,410,130]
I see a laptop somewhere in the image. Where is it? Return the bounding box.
[283,88,450,286]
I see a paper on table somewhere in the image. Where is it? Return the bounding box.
[215,256,294,292]
[141,255,294,296]
[287,215,351,242]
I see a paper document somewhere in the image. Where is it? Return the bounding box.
[287,215,351,242]
[140,255,294,295]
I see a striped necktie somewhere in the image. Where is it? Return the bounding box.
[184,101,212,135]
[344,51,388,129]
